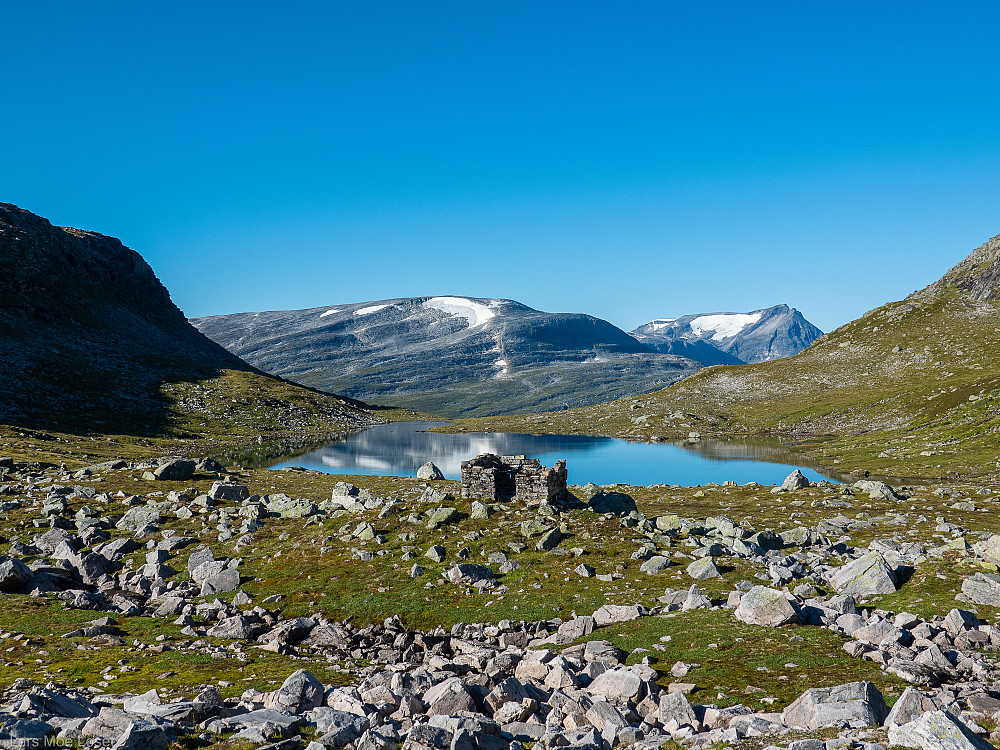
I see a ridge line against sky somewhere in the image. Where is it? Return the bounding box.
[2,1,999,334]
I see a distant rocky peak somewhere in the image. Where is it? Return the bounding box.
[630,304,822,366]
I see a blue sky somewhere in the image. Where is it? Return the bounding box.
[3,2,998,333]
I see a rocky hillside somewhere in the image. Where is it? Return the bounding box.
[0,203,376,441]
[446,233,1000,482]
[630,305,823,365]
[193,297,702,417]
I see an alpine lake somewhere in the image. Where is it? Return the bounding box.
[236,421,841,487]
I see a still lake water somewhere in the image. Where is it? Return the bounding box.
[268,421,835,487]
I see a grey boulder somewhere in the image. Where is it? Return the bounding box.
[733,586,799,627]
[781,469,810,490]
[264,670,326,714]
[827,551,898,597]
[686,557,721,579]
[888,709,996,750]
[153,458,196,481]
[782,681,889,731]
[961,573,1000,607]
[0,556,34,593]
[588,491,637,516]
[416,462,445,480]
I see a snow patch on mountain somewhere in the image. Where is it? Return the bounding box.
[319,308,341,318]
[422,296,496,329]
[355,304,391,316]
[689,312,762,341]
[648,319,676,330]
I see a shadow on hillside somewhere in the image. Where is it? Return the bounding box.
[0,352,239,438]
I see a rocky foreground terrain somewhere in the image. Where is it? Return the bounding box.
[1,452,999,749]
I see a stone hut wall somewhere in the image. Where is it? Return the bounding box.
[461,453,567,505]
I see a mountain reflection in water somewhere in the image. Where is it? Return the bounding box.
[268,421,835,486]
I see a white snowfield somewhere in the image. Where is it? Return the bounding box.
[688,312,762,341]
[355,304,391,316]
[422,297,496,329]
[319,308,341,318]
[648,319,676,330]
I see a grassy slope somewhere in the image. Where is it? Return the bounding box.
[438,283,1000,482]
[0,369,407,466]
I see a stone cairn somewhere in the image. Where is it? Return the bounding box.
[460,453,568,506]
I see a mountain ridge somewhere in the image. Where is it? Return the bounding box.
[0,203,377,440]
[192,296,702,417]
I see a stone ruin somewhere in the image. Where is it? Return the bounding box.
[460,453,568,505]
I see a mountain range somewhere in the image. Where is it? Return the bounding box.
[629,305,823,366]
[192,298,821,418]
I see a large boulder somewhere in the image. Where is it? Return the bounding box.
[781,469,810,491]
[973,535,1000,566]
[888,709,995,749]
[0,556,34,593]
[416,462,445,480]
[659,691,698,732]
[264,670,325,714]
[734,586,799,627]
[962,573,1000,606]
[686,557,721,579]
[827,551,898,597]
[853,479,902,501]
[110,721,170,750]
[208,615,262,640]
[208,480,249,502]
[592,604,645,626]
[264,494,317,518]
[115,507,161,533]
[783,681,889,731]
[588,491,637,516]
[153,458,196,481]
[885,686,947,727]
[587,667,645,703]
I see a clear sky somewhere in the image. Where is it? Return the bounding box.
[3,2,998,333]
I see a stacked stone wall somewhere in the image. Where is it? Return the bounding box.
[461,453,567,505]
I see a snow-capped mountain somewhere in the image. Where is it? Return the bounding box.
[192,297,702,418]
[630,305,823,365]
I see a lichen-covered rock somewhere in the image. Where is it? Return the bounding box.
[827,551,897,597]
[686,557,720,579]
[734,586,799,627]
[264,670,325,714]
[888,709,995,749]
[962,573,1000,606]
